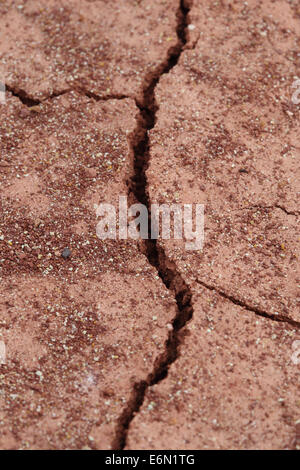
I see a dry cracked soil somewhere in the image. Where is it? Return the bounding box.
[0,0,299,450]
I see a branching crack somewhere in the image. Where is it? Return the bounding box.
[274,205,299,217]
[5,85,41,107]
[111,0,193,450]
[74,87,130,102]
[5,84,130,107]
[195,279,300,329]
[233,204,299,217]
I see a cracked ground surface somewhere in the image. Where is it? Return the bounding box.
[0,0,299,450]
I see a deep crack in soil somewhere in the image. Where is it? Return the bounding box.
[111,0,193,450]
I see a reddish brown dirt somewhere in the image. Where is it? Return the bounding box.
[0,0,299,450]
[127,284,299,450]
[0,92,177,449]
[0,0,179,103]
[125,0,300,450]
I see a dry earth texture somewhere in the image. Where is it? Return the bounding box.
[0,0,299,450]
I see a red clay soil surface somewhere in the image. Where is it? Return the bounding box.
[0,0,299,450]
[0,0,179,103]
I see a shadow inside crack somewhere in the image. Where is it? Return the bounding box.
[112,0,194,451]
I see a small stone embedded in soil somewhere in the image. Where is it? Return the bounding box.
[61,248,71,260]
[29,105,41,113]
[34,219,42,228]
